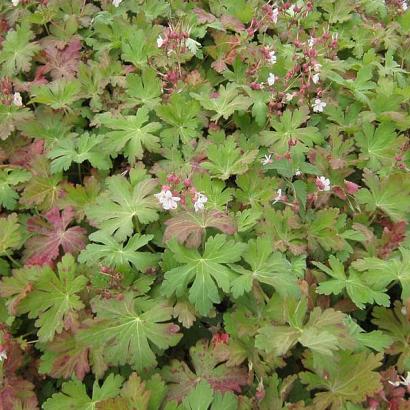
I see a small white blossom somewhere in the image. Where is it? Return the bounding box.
[261,154,272,165]
[285,92,295,102]
[332,32,339,41]
[0,350,6,362]
[268,50,277,65]
[313,63,322,73]
[401,306,408,316]
[12,92,22,106]
[267,73,276,86]
[312,73,320,84]
[271,7,279,23]
[389,372,410,388]
[272,189,283,204]
[316,176,331,192]
[185,38,201,54]
[308,37,315,47]
[193,192,207,212]
[155,188,181,210]
[112,0,122,7]
[11,0,19,6]
[402,1,408,10]
[295,169,302,176]
[312,98,326,112]
[157,35,164,48]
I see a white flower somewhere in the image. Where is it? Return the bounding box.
[271,7,279,23]
[332,32,339,41]
[285,92,295,102]
[312,73,320,84]
[295,169,302,176]
[313,63,322,72]
[11,0,19,5]
[402,1,408,10]
[155,188,181,210]
[261,154,272,165]
[157,35,164,48]
[316,176,331,192]
[389,372,410,387]
[308,37,315,47]
[193,192,207,212]
[267,73,276,86]
[185,38,201,54]
[0,350,6,362]
[12,92,22,106]
[401,306,408,316]
[312,98,326,112]
[112,0,122,7]
[268,50,277,65]
[272,189,283,204]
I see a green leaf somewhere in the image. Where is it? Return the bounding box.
[17,254,87,342]
[182,381,213,410]
[48,132,112,173]
[201,138,258,180]
[0,104,34,140]
[353,247,410,301]
[0,24,40,75]
[313,255,390,309]
[78,293,182,371]
[230,236,301,298]
[162,235,246,315]
[30,79,82,110]
[43,373,124,410]
[299,351,383,410]
[86,173,159,241]
[79,230,158,271]
[260,108,322,154]
[156,93,201,145]
[0,168,31,210]
[0,213,23,256]
[121,29,157,68]
[126,68,162,109]
[97,107,162,163]
[356,171,410,221]
[191,84,252,121]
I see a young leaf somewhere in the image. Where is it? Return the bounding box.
[17,254,87,342]
[191,83,252,121]
[313,255,390,309]
[85,174,159,241]
[96,107,162,163]
[201,138,258,180]
[126,68,162,109]
[356,171,410,221]
[299,351,383,410]
[0,168,31,210]
[23,207,87,266]
[0,24,40,75]
[260,108,322,154]
[48,132,112,173]
[43,373,123,410]
[230,236,301,298]
[79,230,158,271]
[0,213,23,256]
[77,293,182,371]
[162,235,246,315]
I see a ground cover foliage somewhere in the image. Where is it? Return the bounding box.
[0,0,410,408]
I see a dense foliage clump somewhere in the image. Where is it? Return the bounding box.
[0,0,410,409]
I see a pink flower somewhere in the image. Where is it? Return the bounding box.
[155,187,181,210]
[344,180,360,194]
[193,192,207,212]
[316,176,331,192]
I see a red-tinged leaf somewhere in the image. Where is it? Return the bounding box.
[193,8,216,23]
[39,38,82,80]
[24,207,87,266]
[9,139,44,167]
[161,339,248,402]
[163,210,236,248]
[378,220,407,259]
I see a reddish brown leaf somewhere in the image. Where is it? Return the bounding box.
[193,8,216,23]
[161,339,248,403]
[24,207,87,266]
[163,210,236,248]
[378,220,407,259]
